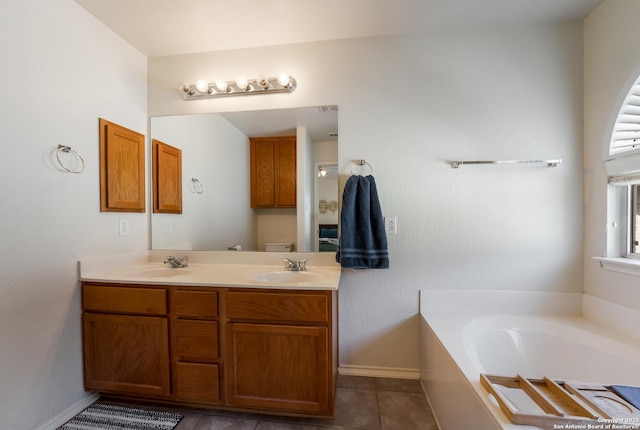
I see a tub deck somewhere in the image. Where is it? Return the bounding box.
[419,290,640,430]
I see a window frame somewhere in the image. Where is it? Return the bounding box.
[597,72,640,275]
[628,184,640,259]
[596,181,640,276]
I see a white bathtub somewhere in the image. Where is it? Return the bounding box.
[419,290,640,430]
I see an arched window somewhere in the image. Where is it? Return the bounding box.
[602,73,640,271]
[610,75,640,156]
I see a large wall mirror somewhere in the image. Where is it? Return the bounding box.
[150,106,339,253]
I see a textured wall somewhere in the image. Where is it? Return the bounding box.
[0,1,148,428]
[151,114,256,251]
[584,0,640,309]
[149,23,585,374]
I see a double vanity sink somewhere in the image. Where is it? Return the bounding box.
[78,250,340,418]
[80,250,341,290]
[95,263,337,288]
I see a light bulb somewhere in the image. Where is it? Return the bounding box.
[277,74,290,87]
[195,80,210,93]
[178,81,194,96]
[215,80,228,92]
[236,77,248,90]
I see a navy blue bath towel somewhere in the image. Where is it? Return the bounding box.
[611,385,640,410]
[336,175,389,269]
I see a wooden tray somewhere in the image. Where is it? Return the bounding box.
[480,374,640,428]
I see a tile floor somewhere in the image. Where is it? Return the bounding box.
[107,375,439,430]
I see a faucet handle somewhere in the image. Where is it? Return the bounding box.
[298,258,308,271]
[282,258,307,271]
[164,255,188,268]
[283,258,295,270]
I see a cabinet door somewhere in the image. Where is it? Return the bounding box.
[99,118,145,212]
[274,138,296,207]
[83,313,170,398]
[153,139,182,214]
[250,139,276,207]
[226,323,329,415]
[250,137,296,208]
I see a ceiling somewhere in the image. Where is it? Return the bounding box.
[219,105,338,142]
[74,0,604,58]
[79,0,602,141]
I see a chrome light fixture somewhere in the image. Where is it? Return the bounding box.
[179,75,297,100]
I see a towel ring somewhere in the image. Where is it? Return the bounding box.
[350,160,373,176]
[56,145,85,174]
[189,178,204,194]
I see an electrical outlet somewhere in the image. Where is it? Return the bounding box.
[164,218,173,233]
[119,218,130,237]
[384,216,397,234]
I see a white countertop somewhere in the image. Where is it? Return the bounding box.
[79,251,341,290]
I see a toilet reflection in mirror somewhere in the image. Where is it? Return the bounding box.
[150,106,339,253]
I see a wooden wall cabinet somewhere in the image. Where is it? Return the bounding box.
[250,136,296,208]
[99,119,146,212]
[81,283,337,417]
[153,139,182,214]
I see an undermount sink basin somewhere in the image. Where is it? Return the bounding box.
[252,271,322,284]
[120,267,191,278]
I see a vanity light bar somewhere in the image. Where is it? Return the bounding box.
[179,75,297,100]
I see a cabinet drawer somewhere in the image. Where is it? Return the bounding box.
[174,290,218,318]
[174,320,218,362]
[83,284,167,315]
[175,362,220,403]
[226,291,329,323]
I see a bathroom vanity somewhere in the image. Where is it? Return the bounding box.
[79,252,340,418]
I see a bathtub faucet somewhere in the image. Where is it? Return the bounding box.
[164,256,188,268]
[283,258,308,272]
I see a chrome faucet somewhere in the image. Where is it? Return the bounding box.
[283,258,308,272]
[163,256,188,268]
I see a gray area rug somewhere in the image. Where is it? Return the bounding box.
[58,402,183,430]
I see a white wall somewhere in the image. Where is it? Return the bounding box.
[151,114,257,250]
[149,23,585,374]
[584,1,640,308]
[0,0,148,428]
[0,1,591,427]
[296,126,314,252]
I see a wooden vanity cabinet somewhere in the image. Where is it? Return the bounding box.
[82,284,171,398]
[250,136,297,208]
[225,289,337,416]
[82,283,337,417]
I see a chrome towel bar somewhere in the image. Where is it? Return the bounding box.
[450,159,562,169]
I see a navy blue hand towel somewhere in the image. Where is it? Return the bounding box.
[611,385,640,410]
[336,175,389,269]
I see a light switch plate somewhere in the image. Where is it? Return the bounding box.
[384,216,397,234]
[119,218,130,236]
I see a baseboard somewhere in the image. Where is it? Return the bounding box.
[338,364,420,380]
[35,391,99,430]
